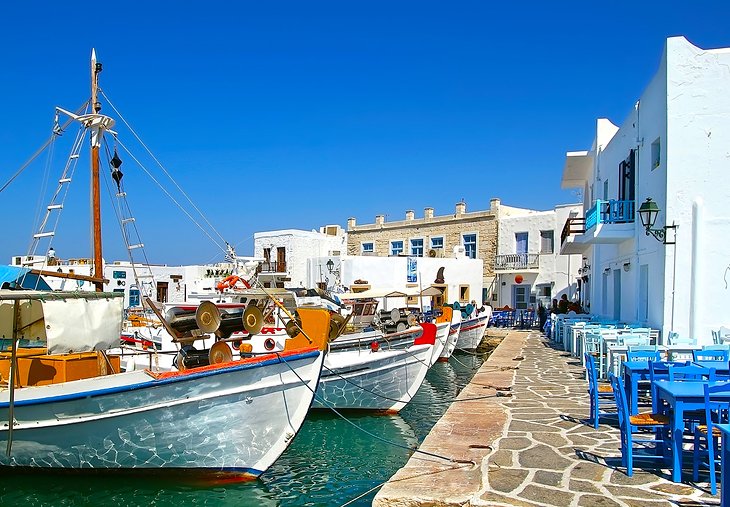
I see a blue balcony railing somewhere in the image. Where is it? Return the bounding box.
[585,199,635,231]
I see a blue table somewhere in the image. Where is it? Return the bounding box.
[654,380,730,483]
[716,423,730,506]
[623,361,686,415]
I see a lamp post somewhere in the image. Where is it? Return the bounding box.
[637,197,677,244]
[326,259,335,273]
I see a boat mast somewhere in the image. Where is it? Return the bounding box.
[90,49,103,292]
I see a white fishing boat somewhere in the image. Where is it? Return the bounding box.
[437,305,462,362]
[0,50,334,481]
[455,307,491,351]
[313,322,438,413]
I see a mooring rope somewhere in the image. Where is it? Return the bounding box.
[276,352,477,467]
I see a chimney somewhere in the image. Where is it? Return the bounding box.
[375,215,385,225]
[424,207,434,219]
[347,217,356,230]
[405,210,415,221]
[455,201,466,216]
[490,198,500,214]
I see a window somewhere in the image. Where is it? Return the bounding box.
[430,236,444,249]
[603,179,609,201]
[651,138,661,170]
[459,285,470,302]
[410,238,424,257]
[391,241,403,256]
[540,230,554,254]
[463,234,477,259]
[515,232,528,254]
[112,270,127,279]
[361,242,374,254]
[619,149,635,202]
[129,288,141,307]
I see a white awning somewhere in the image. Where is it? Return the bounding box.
[340,286,443,300]
[561,151,593,189]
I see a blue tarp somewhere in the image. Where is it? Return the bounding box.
[0,265,52,290]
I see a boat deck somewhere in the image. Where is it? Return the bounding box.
[374,330,719,506]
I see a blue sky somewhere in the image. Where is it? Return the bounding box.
[1,1,729,265]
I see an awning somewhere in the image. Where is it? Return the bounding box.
[0,265,52,290]
[561,151,593,189]
[340,286,444,300]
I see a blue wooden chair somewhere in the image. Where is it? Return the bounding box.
[585,353,615,429]
[693,382,730,494]
[626,347,661,363]
[667,364,716,382]
[693,347,730,362]
[609,373,670,477]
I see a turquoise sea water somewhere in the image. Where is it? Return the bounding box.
[0,351,489,507]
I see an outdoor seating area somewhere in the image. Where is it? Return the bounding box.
[489,308,541,329]
[580,329,730,500]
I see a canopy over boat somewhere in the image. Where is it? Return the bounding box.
[339,286,443,300]
[0,290,123,353]
[0,266,51,291]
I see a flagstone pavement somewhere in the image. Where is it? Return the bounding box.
[375,330,721,506]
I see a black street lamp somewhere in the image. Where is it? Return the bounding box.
[637,197,677,244]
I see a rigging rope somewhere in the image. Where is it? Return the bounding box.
[0,102,89,195]
[113,137,228,256]
[100,90,229,253]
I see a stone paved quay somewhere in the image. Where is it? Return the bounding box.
[374,330,719,506]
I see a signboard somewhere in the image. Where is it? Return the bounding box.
[407,256,417,283]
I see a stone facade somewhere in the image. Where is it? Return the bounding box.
[347,199,500,302]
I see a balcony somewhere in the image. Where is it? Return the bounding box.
[494,253,540,272]
[256,261,287,274]
[560,199,636,255]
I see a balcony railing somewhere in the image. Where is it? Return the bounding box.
[494,253,540,270]
[561,217,586,245]
[256,261,287,274]
[586,199,635,230]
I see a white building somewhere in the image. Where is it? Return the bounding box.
[253,225,347,288]
[495,203,582,310]
[306,251,484,312]
[560,36,730,344]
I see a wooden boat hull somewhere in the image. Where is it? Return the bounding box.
[0,348,324,480]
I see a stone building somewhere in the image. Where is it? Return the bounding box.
[346,199,499,304]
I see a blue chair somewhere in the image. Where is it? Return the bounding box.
[693,347,730,362]
[609,373,670,477]
[693,382,730,494]
[626,347,661,363]
[668,364,716,382]
[585,353,615,429]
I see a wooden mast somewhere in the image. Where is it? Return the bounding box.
[90,49,103,292]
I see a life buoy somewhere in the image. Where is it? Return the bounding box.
[216,275,251,292]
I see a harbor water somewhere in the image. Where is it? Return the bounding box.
[0,350,490,507]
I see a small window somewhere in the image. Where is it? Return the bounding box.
[410,238,424,257]
[362,242,374,254]
[463,234,477,259]
[539,231,554,254]
[391,241,404,256]
[129,288,141,307]
[113,270,127,279]
[651,137,661,169]
[603,179,609,201]
[459,285,470,302]
[430,237,444,249]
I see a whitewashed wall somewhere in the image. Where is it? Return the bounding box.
[254,228,347,287]
[572,36,730,344]
[496,204,581,308]
[307,255,484,310]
